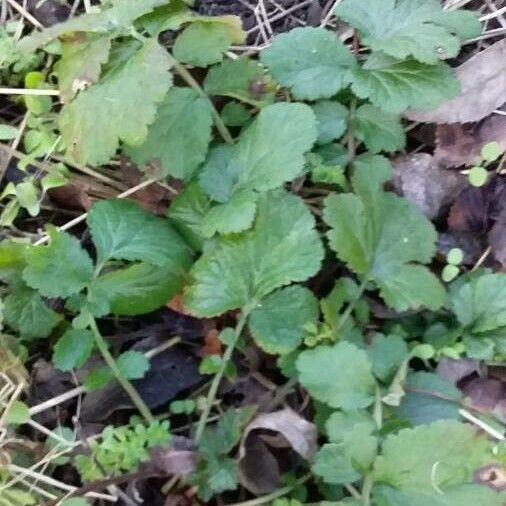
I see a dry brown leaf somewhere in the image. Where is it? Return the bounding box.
[461,377,506,418]
[238,408,317,495]
[406,40,506,124]
[392,153,465,219]
[489,218,506,267]
[147,436,197,476]
[435,116,506,168]
[475,465,506,491]
[48,182,92,211]
[436,358,481,385]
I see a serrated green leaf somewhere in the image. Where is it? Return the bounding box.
[297,341,375,409]
[174,18,243,67]
[323,155,446,311]
[90,262,185,315]
[449,273,506,334]
[15,180,40,217]
[125,87,213,179]
[18,0,168,52]
[0,124,19,140]
[249,286,319,354]
[59,39,172,165]
[117,350,150,379]
[311,100,348,145]
[312,443,361,485]
[204,57,273,105]
[335,0,480,64]
[184,190,323,317]
[373,421,491,491]
[167,182,211,250]
[55,33,111,103]
[88,199,192,268]
[368,334,408,382]
[373,484,505,506]
[53,328,94,371]
[353,104,405,153]
[23,227,93,298]
[260,27,355,100]
[395,372,462,425]
[221,102,252,126]
[201,191,257,237]
[351,53,459,113]
[4,288,60,338]
[199,103,317,202]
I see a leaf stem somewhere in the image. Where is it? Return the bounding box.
[336,276,368,332]
[88,316,154,423]
[194,307,251,443]
[165,52,234,145]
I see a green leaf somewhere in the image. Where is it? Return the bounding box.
[199,102,317,202]
[23,226,94,298]
[55,33,111,103]
[173,18,243,67]
[90,262,186,315]
[88,199,192,268]
[221,102,252,127]
[260,27,355,100]
[353,104,405,153]
[450,273,506,334]
[0,124,19,140]
[201,191,257,237]
[373,484,505,506]
[335,0,480,64]
[125,87,213,179]
[368,334,408,382]
[167,182,211,250]
[117,350,150,379]
[373,420,491,492]
[351,54,459,113]
[184,190,324,317]
[15,180,40,217]
[311,100,348,145]
[296,341,375,409]
[323,155,446,311]
[249,286,319,354]
[53,329,94,371]
[204,57,273,105]
[5,400,30,425]
[395,372,462,425]
[59,39,171,165]
[18,0,168,52]
[312,443,361,485]
[4,288,60,338]
[61,499,90,506]
[84,367,114,391]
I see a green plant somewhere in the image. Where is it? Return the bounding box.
[0,0,505,504]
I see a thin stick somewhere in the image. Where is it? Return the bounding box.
[34,178,156,244]
[459,409,505,440]
[481,4,506,20]
[4,0,43,28]
[0,88,59,96]
[320,0,344,27]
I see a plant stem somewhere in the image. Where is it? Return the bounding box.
[361,474,373,506]
[194,308,251,443]
[166,53,234,145]
[346,97,357,163]
[336,276,368,332]
[228,473,311,506]
[88,317,154,423]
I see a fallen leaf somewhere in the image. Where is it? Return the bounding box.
[435,116,506,168]
[167,294,194,317]
[200,328,222,357]
[238,408,317,495]
[48,182,92,211]
[436,358,482,385]
[392,153,465,219]
[406,40,506,123]
[475,465,506,491]
[489,216,506,267]
[461,377,506,421]
[147,436,197,476]
[438,232,485,265]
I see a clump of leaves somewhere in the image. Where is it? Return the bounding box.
[1,0,504,504]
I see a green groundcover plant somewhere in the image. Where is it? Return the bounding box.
[0,0,505,504]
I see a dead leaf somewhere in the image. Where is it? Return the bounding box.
[238,408,317,495]
[48,182,92,211]
[147,436,197,476]
[201,329,222,357]
[406,40,506,123]
[489,217,506,267]
[392,153,465,219]
[461,377,506,422]
[436,358,482,385]
[166,294,194,317]
[438,232,485,265]
[475,465,506,491]
[434,116,506,169]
